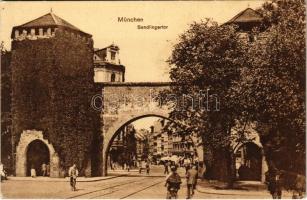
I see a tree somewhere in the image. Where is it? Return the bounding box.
[236,0,305,175]
[167,19,247,186]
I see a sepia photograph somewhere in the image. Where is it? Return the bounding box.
[0,0,306,199]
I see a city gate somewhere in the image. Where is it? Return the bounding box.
[99,82,204,176]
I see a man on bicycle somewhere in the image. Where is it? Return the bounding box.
[165,165,182,199]
[68,164,79,191]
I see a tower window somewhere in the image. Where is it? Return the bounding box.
[111,52,116,60]
[111,73,116,82]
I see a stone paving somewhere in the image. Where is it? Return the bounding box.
[0,165,296,199]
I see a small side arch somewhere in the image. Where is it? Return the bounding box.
[16,130,60,177]
[234,141,268,181]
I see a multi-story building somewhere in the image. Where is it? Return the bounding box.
[108,124,136,168]
[108,126,150,168]
[135,129,150,161]
[224,7,263,41]
[148,119,194,162]
[93,44,125,83]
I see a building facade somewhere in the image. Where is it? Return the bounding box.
[148,119,194,162]
[93,44,125,83]
[108,125,136,169]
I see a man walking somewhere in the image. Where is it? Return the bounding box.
[186,165,198,199]
[41,163,47,176]
[146,161,150,175]
[139,160,143,174]
[265,168,282,199]
[164,161,169,175]
[68,164,79,191]
[46,163,50,176]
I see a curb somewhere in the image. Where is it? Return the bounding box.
[5,174,127,182]
[196,188,293,198]
[196,188,251,196]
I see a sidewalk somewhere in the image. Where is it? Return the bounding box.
[108,167,187,178]
[6,174,127,182]
[196,180,293,198]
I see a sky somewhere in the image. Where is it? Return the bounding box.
[0,1,265,129]
[0,1,264,83]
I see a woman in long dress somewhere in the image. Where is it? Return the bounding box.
[30,165,36,178]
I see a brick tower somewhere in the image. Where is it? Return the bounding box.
[10,12,95,177]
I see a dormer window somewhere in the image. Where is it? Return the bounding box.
[111,51,116,60]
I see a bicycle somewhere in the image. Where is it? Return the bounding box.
[167,187,179,199]
[70,176,77,191]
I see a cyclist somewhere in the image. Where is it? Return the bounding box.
[68,164,79,191]
[165,165,182,199]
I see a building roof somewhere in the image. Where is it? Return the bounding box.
[12,12,91,37]
[95,44,120,51]
[225,8,262,24]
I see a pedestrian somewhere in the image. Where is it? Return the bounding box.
[112,162,116,170]
[139,160,142,174]
[126,162,130,172]
[265,168,282,199]
[46,163,50,176]
[186,165,198,199]
[31,165,36,178]
[68,164,79,191]
[146,161,150,175]
[164,161,169,175]
[292,173,305,199]
[0,162,7,181]
[41,163,47,176]
[185,164,190,175]
[165,165,182,199]
[198,162,206,181]
[184,158,191,174]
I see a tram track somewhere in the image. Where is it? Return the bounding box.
[119,178,164,199]
[67,177,148,199]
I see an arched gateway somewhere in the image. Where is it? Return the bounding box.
[16,130,60,177]
[100,82,204,176]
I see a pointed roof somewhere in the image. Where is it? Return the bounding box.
[225,8,262,24]
[13,12,91,37]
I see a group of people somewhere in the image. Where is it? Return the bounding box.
[165,164,199,199]
[30,163,50,177]
[265,168,305,199]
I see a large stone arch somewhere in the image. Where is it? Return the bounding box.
[102,111,167,176]
[16,130,60,177]
[102,110,204,176]
[100,82,204,176]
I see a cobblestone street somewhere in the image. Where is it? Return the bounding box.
[1,166,293,199]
